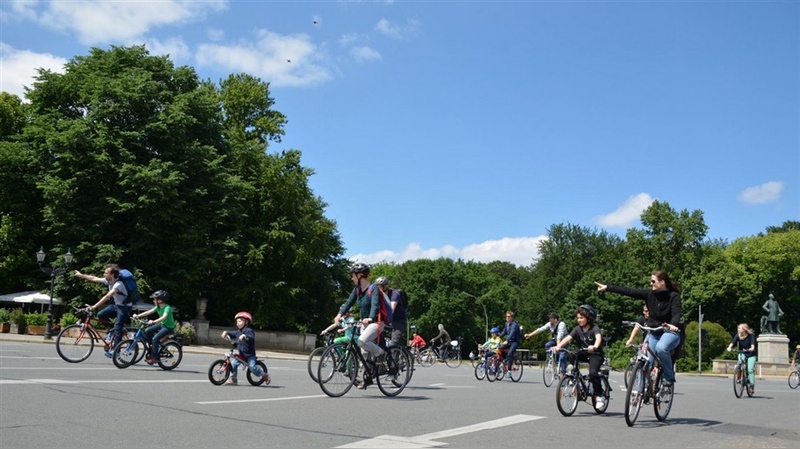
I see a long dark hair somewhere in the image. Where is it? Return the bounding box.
[653,270,680,293]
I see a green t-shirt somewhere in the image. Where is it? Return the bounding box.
[156,304,175,330]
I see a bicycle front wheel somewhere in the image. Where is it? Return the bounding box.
[307,346,326,383]
[377,346,411,397]
[208,360,230,385]
[318,343,357,397]
[625,364,646,427]
[475,361,487,380]
[157,341,183,370]
[788,371,799,389]
[56,324,95,363]
[624,359,635,388]
[733,364,745,398]
[113,339,139,368]
[556,376,579,416]
[418,349,435,367]
[543,355,556,387]
[444,348,462,368]
[509,353,523,382]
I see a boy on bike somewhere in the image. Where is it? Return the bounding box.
[132,290,175,365]
[221,311,270,386]
[524,312,568,375]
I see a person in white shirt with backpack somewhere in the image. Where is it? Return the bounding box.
[75,263,130,357]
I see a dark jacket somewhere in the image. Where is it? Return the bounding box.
[607,285,682,334]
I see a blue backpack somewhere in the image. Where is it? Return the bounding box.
[118,269,140,305]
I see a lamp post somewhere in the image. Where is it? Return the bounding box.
[462,292,488,342]
[36,247,73,340]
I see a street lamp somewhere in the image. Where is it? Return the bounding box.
[36,246,73,340]
[462,292,488,342]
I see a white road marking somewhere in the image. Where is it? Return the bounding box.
[0,379,208,384]
[336,414,545,448]
[196,394,326,405]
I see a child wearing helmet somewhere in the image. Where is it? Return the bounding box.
[320,313,357,345]
[132,290,175,365]
[221,311,270,386]
[478,327,502,363]
[550,304,605,411]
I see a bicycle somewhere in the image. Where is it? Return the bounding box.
[623,346,638,388]
[731,349,755,398]
[542,348,562,387]
[622,321,676,427]
[112,317,183,370]
[316,322,411,397]
[789,366,799,389]
[209,335,270,386]
[419,337,463,368]
[55,306,137,363]
[307,332,335,383]
[495,347,524,382]
[555,349,611,416]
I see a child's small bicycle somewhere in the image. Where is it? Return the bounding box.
[208,335,270,386]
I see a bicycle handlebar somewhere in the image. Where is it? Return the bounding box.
[622,321,675,333]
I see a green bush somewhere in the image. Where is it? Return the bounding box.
[677,321,731,372]
[59,312,79,328]
[25,312,48,326]
[0,308,10,324]
[9,308,26,326]
[173,322,197,345]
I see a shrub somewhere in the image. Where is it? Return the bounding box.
[25,312,49,326]
[677,321,731,372]
[9,308,26,326]
[173,322,197,345]
[59,312,79,328]
[0,308,10,324]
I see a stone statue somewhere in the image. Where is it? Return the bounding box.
[760,293,784,334]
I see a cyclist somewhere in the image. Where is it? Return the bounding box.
[726,323,757,395]
[479,327,502,365]
[550,304,606,411]
[132,290,175,365]
[220,311,270,386]
[430,323,452,361]
[792,344,800,374]
[595,269,683,390]
[524,312,569,375]
[75,264,130,357]
[334,262,386,389]
[498,310,523,378]
[409,331,426,355]
[625,305,650,346]
[320,313,357,345]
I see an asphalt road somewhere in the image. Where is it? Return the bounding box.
[1,339,797,448]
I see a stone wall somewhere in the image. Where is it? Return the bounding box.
[712,359,793,376]
[206,325,317,354]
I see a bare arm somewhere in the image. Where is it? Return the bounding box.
[74,270,104,283]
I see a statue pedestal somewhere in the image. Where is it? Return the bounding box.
[191,319,210,344]
[757,333,790,364]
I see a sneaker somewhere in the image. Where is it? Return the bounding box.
[357,375,373,389]
[748,385,754,395]
[225,378,238,386]
[505,372,512,379]
[145,357,157,365]
[104,350,113,358]
[262,374,271,385]
[595,396,606,411]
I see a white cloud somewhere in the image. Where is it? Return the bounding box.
[350,46,382,63]
[595,193,655,228]
[196,29,332,87]
[0,43,67,100]
[146,37,191,62]
[374,18,419,39]
[738,181,785,204]
[21,0,227,45]
[349,236,546,267]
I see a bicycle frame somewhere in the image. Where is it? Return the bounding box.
[555,349,610,416]
[113,317,183,370]
[622,321,675,427]
[208,336,268,386]
[732,349,754,398]
[55,306,129,363]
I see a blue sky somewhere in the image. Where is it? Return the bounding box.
[2,1,798,267]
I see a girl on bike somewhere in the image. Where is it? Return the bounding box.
[132,290,175,365]
[550,304,606,411]
[220,311,270,386]
[595,269,683,389]
[726,323,757,395]
[479,327,502,362]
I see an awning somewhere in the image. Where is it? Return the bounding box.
[0,291,62,305]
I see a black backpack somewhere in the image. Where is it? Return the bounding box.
[396,289,409,309]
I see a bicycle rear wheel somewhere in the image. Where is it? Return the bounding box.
[307,346,326,383]
[318,343,357,397]
[56,324,95,363]
[418,349,435,367]
[113,339,139,368]
[556,376,579,416]
[444,348,462,368]
[625,364,646,427]
[543,355,556,387]
[733,364,745,398]
[654,376,674,421]
[377,346,411,397]
[788,371,799,389]
[509,353,523,382]
[247,361,268,386]
[156,341,183,370]
[208,360,230,385]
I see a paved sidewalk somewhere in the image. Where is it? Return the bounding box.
[0,332,308,361]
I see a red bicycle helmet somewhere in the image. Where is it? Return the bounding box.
[234,311,253,322]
